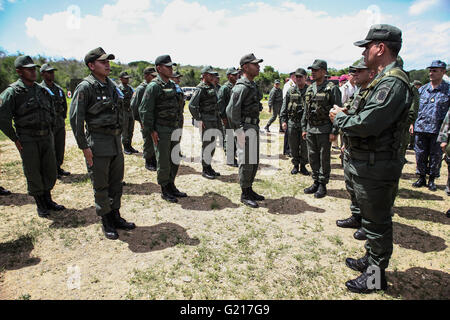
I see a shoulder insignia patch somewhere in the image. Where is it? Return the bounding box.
[375,85,391,104]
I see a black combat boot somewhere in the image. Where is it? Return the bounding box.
[345,268,387,294]
[169,183,187,198]
[427,176,437,191]
[300,164,310,176]
[161,185,178,203]
[123,144,133,155]
[202,167,215,180]
[264,125,270,133]
[101,213,119,240]
[314,183,327,199]
[412,175,426,188]
[336,215,361,229]
[291,165,299,175]
[446,173,450,196]
[129,145,139,154]
[145,157,157,171]
[208,165,220,177]
[241,188,258,208]
[249,187,265,201]
[0,186,11,196]
[447,209,450,218]
[57,167,71,176]
[33,195,49,218]
[345,254,369,272]
[44,191,65,211]
[353,228,367,240]
[110,209,136,230]
[304,181,319,194]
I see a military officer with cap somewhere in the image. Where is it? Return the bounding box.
[70,47,135,240]
[189,65,222,179]
[40,63,71,179]
[170,70,186,158]
[226,53,265,208]
[280,68,310,175]
[118,71,139,155]
[301,59,342,198]
[330,24,413,293]
[139,55,186,203]
[218,67,240,167]
[0,55,65,217]
[265,80,284,133]
[412,60,449,191]
[131,66,158,171]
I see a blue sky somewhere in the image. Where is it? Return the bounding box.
[0,0,449,72]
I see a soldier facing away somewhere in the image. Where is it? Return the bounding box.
[70,47,135,240]
[265,80,284,133]
[0,55,65,217]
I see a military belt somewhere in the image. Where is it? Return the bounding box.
[241,117,259,125]
[16,128,50,137]
[347,150,395,165]
[89,127,122,136]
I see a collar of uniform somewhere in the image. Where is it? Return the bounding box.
[240,76,253,85]
[89,73,108,87]
[156,74,168,86]
[314,79,328,91]
[17,78,35,89]
[374,60,397,82]
[426,80,449,93]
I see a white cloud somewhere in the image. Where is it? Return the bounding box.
[409,0,439,16]
[23,0,450,72]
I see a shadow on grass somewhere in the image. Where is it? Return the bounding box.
[386,267,450,299]
[260,197,326,215]
[119,222,200,253]
[0,192,35,206]
[177,164,200,176]
[397,188,443,201]
[393,221,447,253]
[47,206,97,229]
[329,173,345,181]
[0,235,40,271]
[122,182,160,196]
[394,206,449,225]
[327,188,350,200]
[177,192,239,211]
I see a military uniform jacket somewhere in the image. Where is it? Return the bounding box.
[217,81,234,119]
[301,80,341,135]
[414,80,449,134]
[280,85,308,130]
[69,74,124,157]
[268,87,283,108]
[226,76,263,130]
[118,83,135,113]
[131,81,148,121]
[188,81,219,122]
[334,61,413,180]
[437,109,450,156]
[138,75,182,136]
[0,79,55,143]
[41,81,67,128]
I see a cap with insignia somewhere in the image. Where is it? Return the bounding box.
[84,47,115,66]
[239,53,263,67]
[226,67,239,75]
[119,71,131,79]
[294,68,307,76]
[40,63,57,73]
[427,60,447,69]
[274,80,280,84]
[155,55,176,67]
[308,59,327,71]
[14,55,40,69]
[352,60,368,70]
[172,71,183,78]
[354,24,402,47]
[143,66,157,76]
[201,66,217,74]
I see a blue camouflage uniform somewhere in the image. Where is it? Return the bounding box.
[414,62,449,178]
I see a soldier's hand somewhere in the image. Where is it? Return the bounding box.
[282,122,287,131]
[222,118,228,126]
[302,132,307,140]
[409,124,414,135]
[329,134,337,142]
[151,131,159,146]
[15,140,23,152]
[83,148,94,167]
[441,142,447,152]
[329,105,345,122]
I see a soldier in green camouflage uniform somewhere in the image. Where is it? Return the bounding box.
[170,71,186,159]
[40,63,71,179]
[226,53,265,208]
[131,67,158,171]
[0,56,65,217]
[139,55,186,203]
[301,59,342,198]
[189,66,222,179]
[119,72,138,155]
[280,68,310,176]
[331,24,413,293]
[218,67,239,167]
[265,80,283,132]
[437,109,450,202]
[70,47,135,240]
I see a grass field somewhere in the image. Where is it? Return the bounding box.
[0,102,449,300]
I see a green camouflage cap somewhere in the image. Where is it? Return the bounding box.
[226,67,239,75]
[143,66,157,76]
[201,65,217,74]
[294,68,307,76]
[119,71,131,79]
[155,55,176,67]
[308,59,327,71]
[171,71,183,78]
[240,53,263,67]
[274,80,280,84]
[40,63,57,73]
[84,47,115,66]
[354,24,402,47]
[14,55,40,69]
[351,60,368,70]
